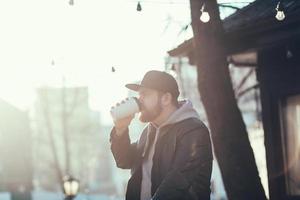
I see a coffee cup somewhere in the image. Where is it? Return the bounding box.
[110,97,141,121]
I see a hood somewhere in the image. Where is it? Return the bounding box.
[160,100,200,128]
[142,100,200,158]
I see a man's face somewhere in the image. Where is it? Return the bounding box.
[138,87,163,123]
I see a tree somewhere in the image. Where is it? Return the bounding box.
[189,0,266,199]
[35,85,99,191]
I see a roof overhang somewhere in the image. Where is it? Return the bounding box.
[168,0,300,60]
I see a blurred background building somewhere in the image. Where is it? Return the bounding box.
[0,99,33,200]
[31,86,118,198]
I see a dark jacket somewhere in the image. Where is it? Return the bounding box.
[110,101,213,200]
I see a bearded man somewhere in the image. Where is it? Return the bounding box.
[110,70,213,200]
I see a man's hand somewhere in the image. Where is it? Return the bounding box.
[114,114,135,136]
[110,100,135,136]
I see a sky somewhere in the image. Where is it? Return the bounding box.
[0,0,194,125]
[0,0,253,125]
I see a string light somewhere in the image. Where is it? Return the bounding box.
[63,0,284,25]
[129,1,253,5]
[137,1,142,11]
[200,3,210,23]
[275,1,285,21]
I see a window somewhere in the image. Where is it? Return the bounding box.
[281,94,300,195]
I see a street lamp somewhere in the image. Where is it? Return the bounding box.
[63,175,80,200]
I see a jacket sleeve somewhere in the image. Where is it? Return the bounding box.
[110,127,139,169]
[152,125,213,200]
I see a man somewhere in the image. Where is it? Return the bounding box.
[110,70,213,200]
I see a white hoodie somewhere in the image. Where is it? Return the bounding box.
[140,100,200,200]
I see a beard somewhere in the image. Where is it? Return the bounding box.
[139,101,162,123]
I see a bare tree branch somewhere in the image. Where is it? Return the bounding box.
[40,89,64,187]
[237,83,259,99]
[234,68,255,95]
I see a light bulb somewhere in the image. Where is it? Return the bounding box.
[200,3,210,23]
[287,50,293,59]
[200,12,210,23]
[275,1,285,21]
[276,10,285,21]
[137,2,142,12]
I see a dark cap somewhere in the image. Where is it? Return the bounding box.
[125,70,180,99]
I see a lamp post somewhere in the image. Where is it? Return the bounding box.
[63,175,80,200]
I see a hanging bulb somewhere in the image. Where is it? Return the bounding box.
[200,12,210,23]
[276,11,285,21]
[275,1,285,21]
[69,0,74,6]
[200,3,210,23]
[137,2,142,12]
[183,24,189,31]
[171,64,176,71]
[286,49,293,59]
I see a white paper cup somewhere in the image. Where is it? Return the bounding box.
[110,97,141,121]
